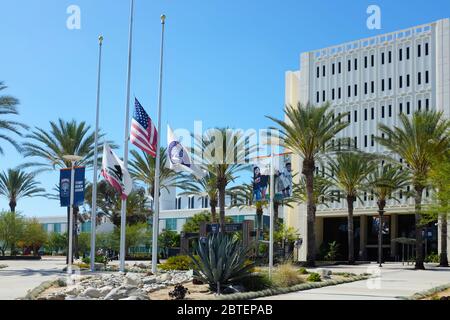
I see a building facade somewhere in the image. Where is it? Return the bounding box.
[285,19,450,262]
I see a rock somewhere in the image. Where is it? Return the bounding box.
[104,285,138,300]
[64,285,83,296]
[99,286,113,296]
[83,287,103,299]
[120,295,150,301]
[125,273,142,286]
[142,276,157,285]
[156,273,171,284]
[46,293,66,301]
[319,269,332,279]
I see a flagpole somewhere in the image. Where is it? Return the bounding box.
[152,14,166,274]
[120,0,134,273]
[90,35,103,273]
[269,147,275,279]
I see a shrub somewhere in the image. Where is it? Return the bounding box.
[325,241,340,261]
[238,273,273,292]
[160,255,193,271]
[298,267,309,275]
[82,255,108,265]
[190,234,254,292]
[169,284,190,300]
[307,272,322,282]
[425,253,439,263]
[272,263,304,288]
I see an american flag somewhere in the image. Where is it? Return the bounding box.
[130,98,158,158]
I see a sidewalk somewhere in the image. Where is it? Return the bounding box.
[258,263,450,300]
[0,257,66,300]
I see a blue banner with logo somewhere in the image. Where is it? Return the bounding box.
[60,167,85,207]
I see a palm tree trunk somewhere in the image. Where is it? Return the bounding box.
[210,200,218,223]
[377,201,386,267]
[440,212,449,267]
[347,196,355,264]
[218,183,226,234]
[9,200,16,213]
[303,160,316,267]
[414,186,425,270]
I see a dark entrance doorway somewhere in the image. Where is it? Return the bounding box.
[323,217,360,261]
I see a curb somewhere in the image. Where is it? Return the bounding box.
[397,283,450,300]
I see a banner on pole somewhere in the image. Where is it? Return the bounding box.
[253,158,270,202]
[60,167,86,207]
[274,154,293,200]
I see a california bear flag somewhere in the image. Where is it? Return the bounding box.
[101,143,133,199]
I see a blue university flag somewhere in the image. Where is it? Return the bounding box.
[60,167,86,207]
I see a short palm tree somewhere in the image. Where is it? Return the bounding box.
[193,128,252,233]
[376,111,450,269]
[0,169,45,212]
[129,148,177,207]
[328,152,378,264]
[268,102,349,266]
[0,81,28,154]
[366,165,410,267]
[22,119,109,260]
[178,172,219,222]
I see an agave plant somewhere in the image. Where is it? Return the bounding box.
[189,233,255,293]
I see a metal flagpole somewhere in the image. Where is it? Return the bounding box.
[269,147,275,279]
[90,35,104,273]
[68,162,76,274]
[120,0,134,273]
[152,14,166,274]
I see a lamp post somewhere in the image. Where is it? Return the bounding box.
[63,155,83,274]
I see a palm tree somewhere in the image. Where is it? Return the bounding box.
[0,81,28,154]
[329,152,378,264]
[178,172,219,222]
[366,165,410,267]
[193,128,252,233]
[376,111,450,269]
[22,119,109,260]
[268,102,349,266]
[129,148,178,207]
[0,169,45,212]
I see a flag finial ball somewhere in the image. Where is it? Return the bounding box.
[161,14,166,23]
[98,35,104,44]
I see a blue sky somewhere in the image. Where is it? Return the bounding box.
[0,0,449,217]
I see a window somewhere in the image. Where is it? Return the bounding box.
[418,99,422,111]
[406,47,410,60]
[371,107,375,120]
[188,196,195,209]
[381,106,385,118]
[338,87,342,99]
[418,44,422,57]
[407,102,411,115]
[364,82,368,95]
[354,137,358,149]
[371,134,375,147]
[426,98,430,111]
[364,108,368,121]
[166,218,177,231]
[389,78,392,90]
[348,60,351,72]
[388,51,392,63]
[316,92,319,103]
[354,58,358,70]
[371,54,374,67]
[176,197,182,210]
[418,72,422,85]
[381,52,385,65]
[323,90,326,102]
[323,65,326,77]
[364,135,368,147]
[347,113,351,123]
[364,56,368,68]
[54,223,62,234]
[354,110,358,122]
[399,103,403,114]
[338,62,342,73]
[332,88,335,100]
[332,63,335,75]
[399,48,403,61]
[425,43,429,55]
[399,76,403,88]
[389,105,392,117]
[407,74,410,87]
[317,66,320,78]
[371,81,375,93]
[426,71,429,84]
[381,79,385,91]
[354,84,358,96]
[348,86,351,98]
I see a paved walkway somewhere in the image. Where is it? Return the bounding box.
[0,257,66,300]
[259,263,450,300]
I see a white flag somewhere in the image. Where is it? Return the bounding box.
[101,143,133,199]
[167,126,205,179]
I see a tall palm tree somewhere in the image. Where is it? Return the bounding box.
[268,102,349,266]
[329,152,378,264]
[178,172,219,222]
[366,164,410,267]
[376,111,450,269]
[193,128,252,233]
[22,119,109,260]
[0,81,28,154]
[0,168,45,212]
[129,148,178,206]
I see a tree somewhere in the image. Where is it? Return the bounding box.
[113,223,151,256]
[268,103,349,266]
[0,81,28,154]
[85,181,151,227]
[193,128,253,233]
[178,172,219,223]
[0,169,45,212]
[129,148,177,205]
[328,152,378,264]
[158,229,180,258]
[182,212,233,234]
[0,211,25,256]
[46,232,67,255]
[21,219,48,256]
[22,119,111,260]
[366,165,410,266]
[428,152,450,267]
[376,111,450,269]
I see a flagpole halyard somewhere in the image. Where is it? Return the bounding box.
[90,34,104,273]
[152,14,166,274]
[119,0,135,273]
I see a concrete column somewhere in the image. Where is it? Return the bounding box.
[359,215,367,261]
[390,214,398,259]
[438,215,450,262]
